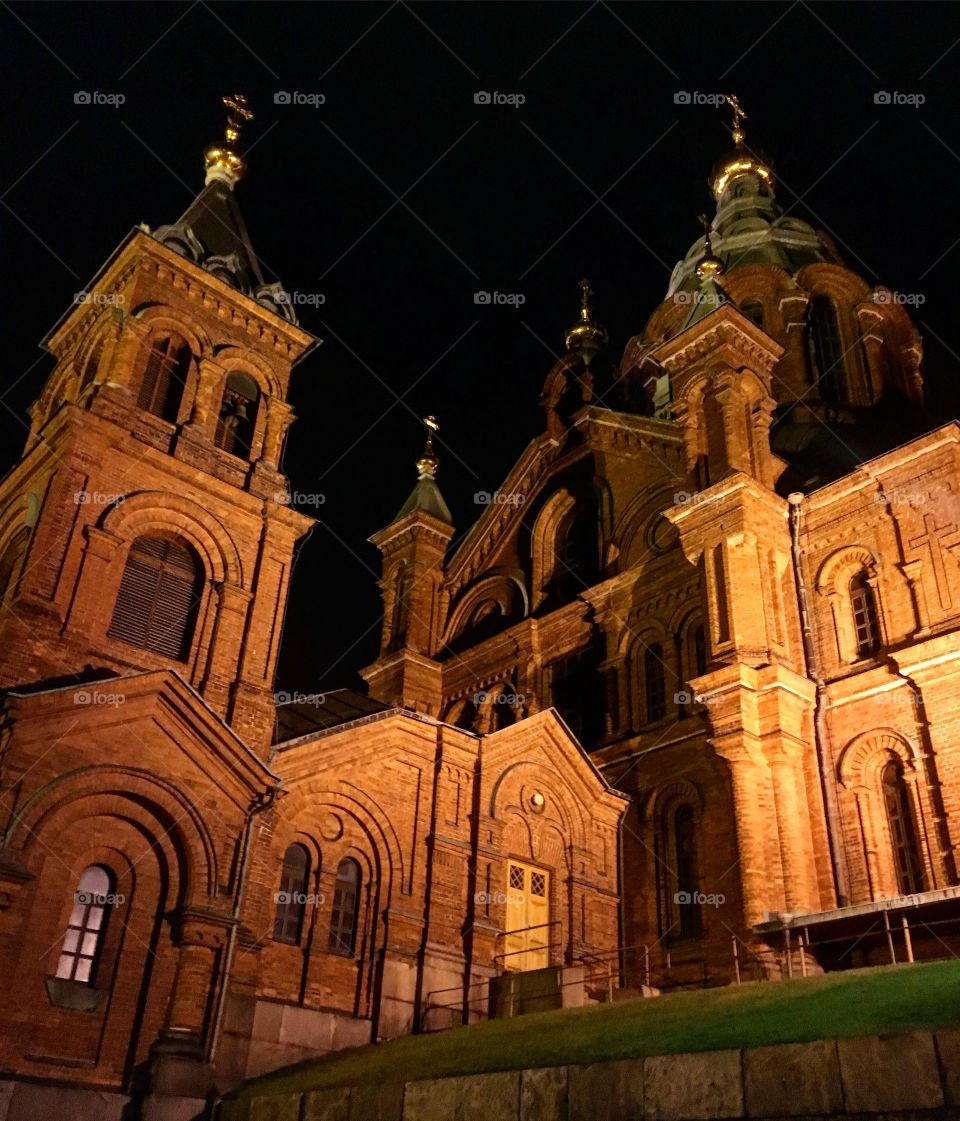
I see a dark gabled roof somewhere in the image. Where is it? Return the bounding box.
[273,688,390,744]
[152,179,298,324]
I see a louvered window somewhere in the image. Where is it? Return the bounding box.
[138,335,190,422]
[108,536,201,660]
[215,372,260,457]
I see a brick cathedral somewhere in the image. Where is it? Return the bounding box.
[1,95,958,1119]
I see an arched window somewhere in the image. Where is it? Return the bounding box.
[108,536,202,660]
[215,372,260,457]
[806,296,845,403]
[881,759,923,895]
[552,504,598,601]
[0,527,30,607]
[80,336,106,394]
[328,859,360,956]
[656,800,701,940]
[56,865,113,983]
[692,624,707,677]
[674,805,701,937]
[849,571,880,658]
[740,300,764,328]
[138,334,190,422]
[273,844,311,944]
[386,564,407,652]
[644,645,667,722]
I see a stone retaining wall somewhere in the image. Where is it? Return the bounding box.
[217,1028,960,1121]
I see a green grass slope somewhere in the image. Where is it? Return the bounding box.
[235,960,960,1100]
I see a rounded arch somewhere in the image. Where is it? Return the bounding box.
[815,545,877,597]
[132,305,212,360]
[531,488,576,601]
[643,778,705,824]
[272,782,403,900]
[488,759,587,851]
[212,344,282,400]
[6,764,219,899]
[72,314,117,389]
[102,491,243,586]
[837,729,919,793]
[444,571,528,645]
[796,263,873,306]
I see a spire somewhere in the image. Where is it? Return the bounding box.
[695,213,723,281]
[394,416,452,524]
[151,95,297,323]
[682,215,728,331]
[564,278,609,367]
[204,93,253,188]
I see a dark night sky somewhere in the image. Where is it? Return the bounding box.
[2,2,959,694]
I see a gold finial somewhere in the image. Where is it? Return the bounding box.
[695,213,723,281]
[725,93,746,147]
[578,277,593,321]
[564,278,608,366]
[204,94,253,187]
[710,94,773,200]
[416,415,440,477]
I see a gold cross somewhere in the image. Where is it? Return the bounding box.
[223,94,253,146]
[725,94,746,145]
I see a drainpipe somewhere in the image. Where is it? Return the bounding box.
[787,493,848,907]
[206,781,281,1065]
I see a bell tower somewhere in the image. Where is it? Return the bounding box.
[362,417,454,712]
[0,96,316,753]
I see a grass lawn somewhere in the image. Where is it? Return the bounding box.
[235,960,960,1100]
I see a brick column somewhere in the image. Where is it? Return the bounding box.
[189,357,226,434]
[261,398,294,469]
[164,914,229,1052]
[712,738,777,928]
[200,581,253,717]
[767,746,815,911]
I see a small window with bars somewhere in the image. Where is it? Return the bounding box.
[530,871,546,897]
[509,865,524,890]
[56,865,113,984]
[108,536,202,661]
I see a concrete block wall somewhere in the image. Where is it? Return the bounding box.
[217,1028,960,1121]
